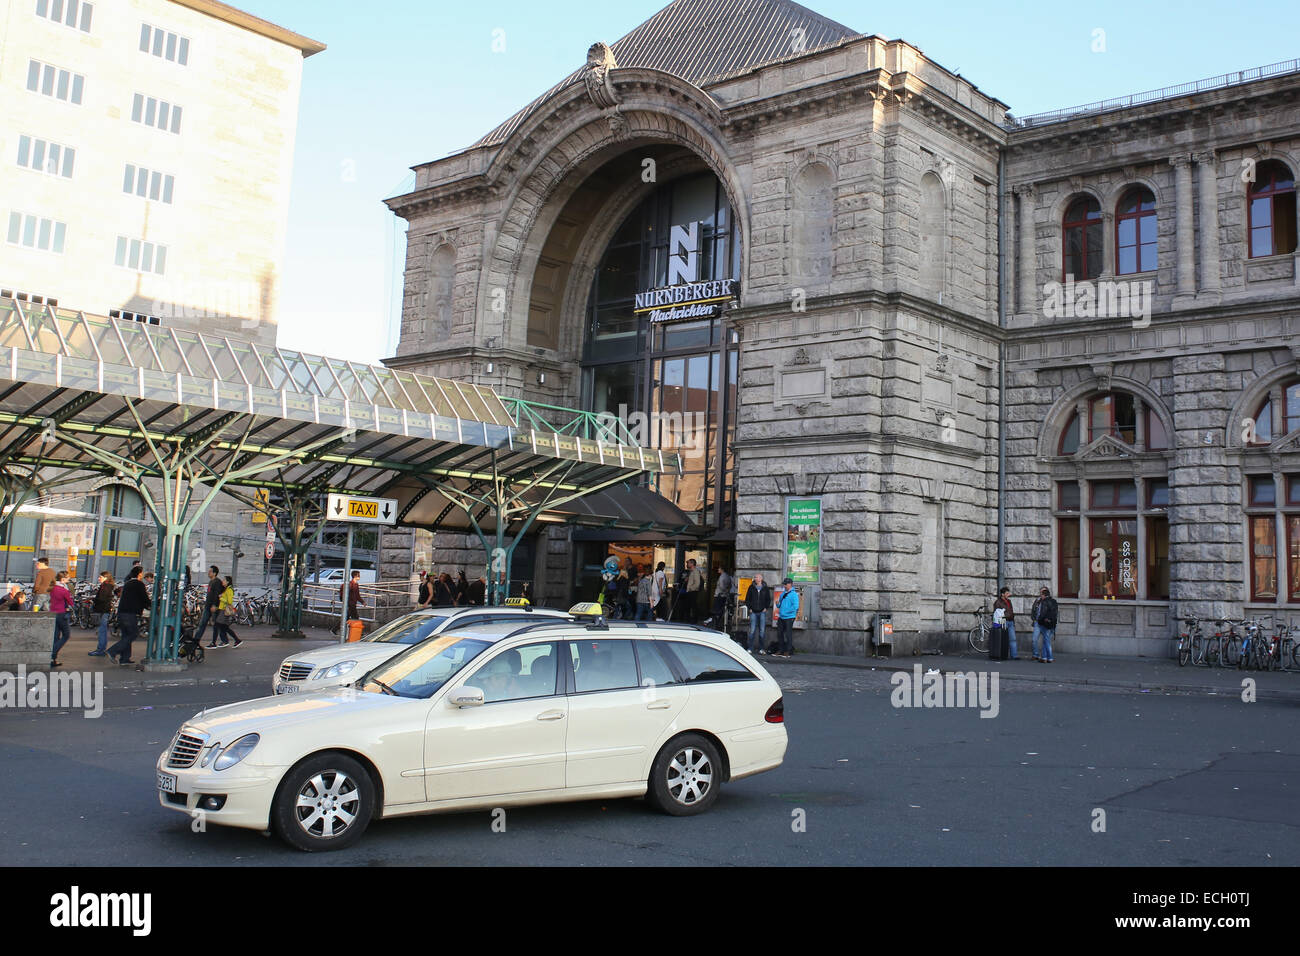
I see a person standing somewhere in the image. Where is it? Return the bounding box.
[455,571,470,606]
[108,567,150,665]
[744,573,772,654]
[682,558,704,623]
[1032,587,1057,663]
[635,565,654,621]
[433,572,454,607]
[342,570,364,620]
[653,562,668,620]
[416,571,432,609]
[774,578,800,658]
[89,571,114,656]
[197,565,223,648]
[993,586,1019,660]
[214,575,242,648]
[32,556,55,608]
[48,571,73,667]
[468,574,486,606]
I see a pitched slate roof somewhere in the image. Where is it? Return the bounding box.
[471,0,860,148]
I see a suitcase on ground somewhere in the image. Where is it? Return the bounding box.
[988,624,1008,660]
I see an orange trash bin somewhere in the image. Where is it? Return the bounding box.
[347,619,364,642]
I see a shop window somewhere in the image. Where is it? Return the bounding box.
[1250,515,1278,601]
[1063,196,1102,280]
[1090,518,1138,598]
[1115,186,1157,275]
[1146,516,1169,600]
[1058,518,1080,598]
[1248,160,1297,259]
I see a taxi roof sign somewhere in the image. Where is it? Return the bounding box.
[567,602,605,618]
[503,597,531,607]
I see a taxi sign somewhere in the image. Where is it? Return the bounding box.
[568,602,605,618]
[503,597,531,607]
[327,493,398,526]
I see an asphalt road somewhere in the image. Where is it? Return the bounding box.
[1,667,1296,866]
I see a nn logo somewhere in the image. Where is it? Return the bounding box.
[667,222,701,286]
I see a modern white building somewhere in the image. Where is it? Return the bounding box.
[1,0,323,344]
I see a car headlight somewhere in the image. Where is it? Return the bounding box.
[200,743,221,768]
[213,734,260,771]
[317,660,357,680]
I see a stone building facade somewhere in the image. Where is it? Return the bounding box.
[385,0,1300,656]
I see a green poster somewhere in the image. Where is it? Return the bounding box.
[785,498,821,583]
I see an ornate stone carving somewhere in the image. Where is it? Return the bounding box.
[1167,154,1192,169]
[583,43,620,110]
[1079,434,1136,460]
[791,347,813,366]
[934,353,950,372]
[1091,362,1114,391]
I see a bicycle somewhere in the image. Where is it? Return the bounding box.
[1218,619,1243,668]
[1176,617,1203,667]
[1277,622,1300,672]
[968,603,991,653]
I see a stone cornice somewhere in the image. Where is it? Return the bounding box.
[730,288,1003,345]
[733,430,983,460]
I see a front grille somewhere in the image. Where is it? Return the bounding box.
[279,661,313,682]
[167,732,205,769]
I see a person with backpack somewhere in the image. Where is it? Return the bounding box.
[744,574,773,654]
[1031,586,1058,663]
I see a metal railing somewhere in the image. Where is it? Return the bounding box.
[1009,58,1300,129]
[503,398,639,447]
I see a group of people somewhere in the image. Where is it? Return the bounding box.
[741,574,801,657]
[415,570,487,610]
[991,585,1059,662]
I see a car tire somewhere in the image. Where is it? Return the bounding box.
[272,752,375,852]
[647,734,722,816]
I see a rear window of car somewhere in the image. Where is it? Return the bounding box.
[662,641,757,683]
[368,616,448,645]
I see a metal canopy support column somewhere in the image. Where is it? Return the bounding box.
[272,492,325,638]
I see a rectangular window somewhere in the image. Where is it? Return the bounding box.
[1147,479,1169,508]
[1289,516,1300,604]
[6,212,66,253]
[1146,516,1169,600]
[36,0,93,32]
[139,23,190,64]
[114,235,166,275]
[1249,475,1276,507]
[15,135,74,179]
[1058,481,1080,510]
[1288,476,1300,507]
[1089,517,1138,599]
[26,59,84,104]
[1251,515,1278,602]
[1146,408,1170,450]
[1090,480,1137,509]
[130,92,182,133]
[1058,517,1080,598]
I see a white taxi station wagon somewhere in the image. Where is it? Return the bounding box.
[271,603,570,695]
[156,608,788,850]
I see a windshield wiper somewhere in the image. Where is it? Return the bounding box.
[369,678,399,697]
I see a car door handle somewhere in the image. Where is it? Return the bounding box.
[536,710,565,721]
[646,700,672,710]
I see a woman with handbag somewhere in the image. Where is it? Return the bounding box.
[89,571,114,656]
[214,575,242,648]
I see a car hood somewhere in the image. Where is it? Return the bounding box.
[280,642,407,669]
[184,686,407,738]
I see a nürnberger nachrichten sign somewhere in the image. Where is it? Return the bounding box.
[633,221,737,323]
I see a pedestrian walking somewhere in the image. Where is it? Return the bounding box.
[774,578,799,657]
[197,565,223,648]
[48,571,72,667]
[635,565,654,620]
[107,567,150,665]
[744,573,772,654]
[682,558,704,623]
[89,571,114,656]
[993,586,1019,659]
[342,570,364,619]
[32,556,54,607]
[1031,587,1058,663]
[215,575,242,648]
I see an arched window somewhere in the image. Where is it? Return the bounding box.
[1251,398,1273,445]
[1058,390,1170,454]
[1062,196,1102,280]
[1248,160,1297,258]
[1115,186,1157,275]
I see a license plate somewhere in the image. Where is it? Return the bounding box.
[157,771,176,793]
[277,683,299,695]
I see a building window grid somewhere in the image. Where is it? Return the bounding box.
[130,93,182,134]
[35,0,93,33]
[139,23,190,65]
[113,236,166,275]
[1055,477,1169,602]
[16,135,75,179]
[123,164,175,204]
[7,212,67,254]
[26,59,84,105]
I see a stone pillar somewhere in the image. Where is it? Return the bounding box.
[1100,210,1115,280]
[1194,150,1222,301]
[1016,184,1036,316]
[1170,155,1195,304]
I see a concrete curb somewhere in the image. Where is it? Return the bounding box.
[760,653,1300,702]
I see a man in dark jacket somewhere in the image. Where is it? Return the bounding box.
[197,565,223,648]
[107,567,150,665]
[744,574,773,654]
[467,575,486,606]
[341,570,363,619]
[993,586,1018,660]
[1031,587,1058,663]
[417,571,432,609]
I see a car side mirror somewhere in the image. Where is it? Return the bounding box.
[450,686,484,708]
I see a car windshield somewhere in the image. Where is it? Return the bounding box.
[361,614,449,645]
[361,636,492,699]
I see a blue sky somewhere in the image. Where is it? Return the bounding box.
[237,0,1300,364]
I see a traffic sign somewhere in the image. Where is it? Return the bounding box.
[327,493,398,526]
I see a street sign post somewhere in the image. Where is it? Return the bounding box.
[326,494,397,526]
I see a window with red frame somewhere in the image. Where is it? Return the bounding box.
[1063,196,1102,280]
[1058,517,1080,598]
[1090,518,1137,598]
[1146,516,1169,600]
[1248,160,1297,258]
[1116,187,1157,275]
[1251,398,1273,445]
[1250,515,1278,601]
[1145,407,1170,450]
[1091,480,1137,509]
[1284,383,1300,435]
[1090,393,1137,444]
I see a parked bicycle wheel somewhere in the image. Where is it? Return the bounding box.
[1220,635,1241,667]
[968,623,988,654]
